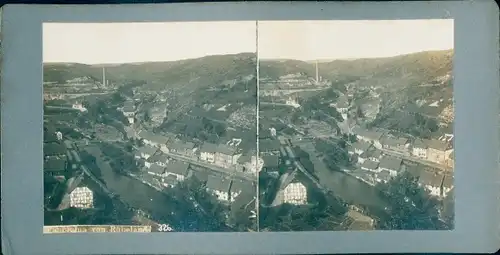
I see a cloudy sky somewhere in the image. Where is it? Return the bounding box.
[43,21,257,64]
[258,19,454,61]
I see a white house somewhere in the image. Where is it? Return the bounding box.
[164,161,190,182]
[145,153,169,168]
[137,130,171,152]
[374,171,392,184]
[69,186,94,209]
[360,160,379,173]
[378,156,403,177]
[426,139,453,165]
[199,142,217,163]
[134,145,158,160]
[418,171,444,197]
[72,102,88,112]
[206,175,231,202]
[283,182,308,205]
[352,126,385,149]
[412,139,428,159]
[146,164,165,177]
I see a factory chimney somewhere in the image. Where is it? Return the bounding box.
[315,60,319,84]
[102,67,106,87]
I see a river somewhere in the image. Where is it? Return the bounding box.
[83,145,210,231]
[297,141,389,210]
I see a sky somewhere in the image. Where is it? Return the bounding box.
[43,21,257,64]
[258,19,454,61]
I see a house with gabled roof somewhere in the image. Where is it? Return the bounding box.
[418,171,444,197]
[378,156,403,176]
[426,139,453,165]
[360,160,379,173]
[412,139,428,159]
[164,161,190,181]
[145,153,170,168]
[146,164,165,177]
[380,136,410,154]
[134,145,158,160]
[137,130,171,151]
[206,175,232,202]
[168,140,197,158]
[348,140,373,156]
[199,142,218,163]
[352,126,385,148]
[44,158,68,177]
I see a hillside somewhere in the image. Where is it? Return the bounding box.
[44,52,257,91]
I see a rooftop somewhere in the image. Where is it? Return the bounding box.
[193,171,209,183]
[44,159,67,172]
[262,154,280,168]
[200,142,219,153]
[146,153,169,163]
[44,142,66,156]
[419,171,444,187]
[206,175,231,192]
[350,140,372,152]
[138,145,158,156]
[163,175,179,185]
[378,156,403,171]
[376,171,392,181]
[259,139,281,152]
[380,136,409,147]
[168,140,195,151]
[413,139,428,149]
[426,139,451,151]
[216,144,237,155]
[138,130,170,144]
[230,179,255,194]
[352,126,385,141]
[148,165,165,175]
[360,160,379,170]
[165,161,190,176]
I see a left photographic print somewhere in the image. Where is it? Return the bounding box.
[43,22,258,233]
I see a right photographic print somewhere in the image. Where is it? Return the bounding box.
[257,20,454,231]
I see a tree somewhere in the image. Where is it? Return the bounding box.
[376,171,443,230]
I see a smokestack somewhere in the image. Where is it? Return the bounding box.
[315,60,319,83]
[102,67,106,86]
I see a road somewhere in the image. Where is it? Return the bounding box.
[45,105,81,111]
[163,151,256,182]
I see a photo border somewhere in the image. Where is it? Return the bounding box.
[1,1,499,254]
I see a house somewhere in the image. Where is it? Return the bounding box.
[69,187,94,209]
[215,144,240,168]
[137,130,170,151]
[206,175,232,202]
[366,149,383,162]
[164,161,190,181]
[374,171,392,183]
[44,143,66,158]
[412,139,428,159]
[330,95,349,114]
[352,126,384,148]
[360,160,379,172]
[134,145,158,160]
[238,155,264,173]
[380,136,409,154]
[262,154,280,172]
[259,139,281,154]
[192,170,209,184]
[168,140,196,157]
[44,130,59,143]
[161,175,179,188]
[283,182,308,205]
[121,101,136,124]
[44,158,67,177]
[378,156,403,176]
[418,171,444,197]
[348,140,372,156]
[426,139,453,164]
[229,179,255,202]
[200,142,218,163]
[145,153,169,168]
[441,175,454,197]
[146,164,165,177]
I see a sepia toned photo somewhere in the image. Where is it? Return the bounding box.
[43,22,258,233]
[257,20,454,231]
